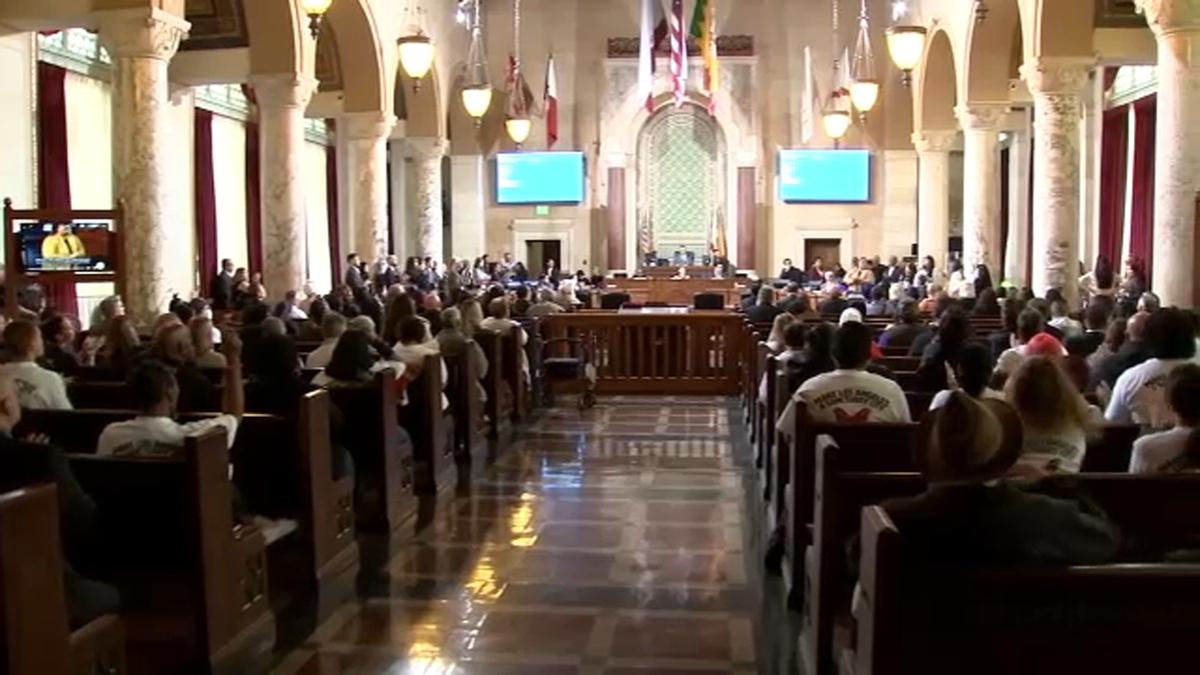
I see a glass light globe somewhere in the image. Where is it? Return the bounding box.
[300,0,333,15]
[505,117,532,145]
[849,80,880,113]
[462,85,493,120]
[822,110,852,140]
[886,26,926,74]
[398,34,434,82]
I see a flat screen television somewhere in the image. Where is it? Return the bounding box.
[778,149,871,203]
[495,151,585,204]
[10,219,117,274]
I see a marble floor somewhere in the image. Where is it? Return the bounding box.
[271,396,795,674]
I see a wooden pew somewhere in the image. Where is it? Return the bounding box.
[783,418,918,608]
[68,379,224,412]
[68,430,275,675]
[756,355,778,472]
[323,370,417,533]
[751,341,771,445]
[396,353,452,495]
[853,502,1200,675]
[808,438,1194,675]
[873,356,920,372]
[0,484,127,675]
[444,344,488,477]
[475,331,513,440]
[501,332,530,423]
[18,393,359,611]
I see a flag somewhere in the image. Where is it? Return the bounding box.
[801,46,816,143]
[690,0,718,112]
[709,206,728,260]
[638,0,667,111]
[543,53,558,148]
[669,0,687,108]
[504,54,538,119]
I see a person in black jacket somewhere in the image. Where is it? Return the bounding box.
[1066,300,1111,357]
[878,299,930,350]
[746,287,783,323]
[210,258,235,310]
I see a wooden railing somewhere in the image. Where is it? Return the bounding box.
[541,311,744,394]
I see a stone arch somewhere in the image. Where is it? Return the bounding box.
[397,63,444,138]
[1023,0,1094,60]
[635,102,727,261]
[325,0,389,113]
[963,0,1022,103]
[243,0,308,75]
[916,28,958,131]
[315,21,342,92]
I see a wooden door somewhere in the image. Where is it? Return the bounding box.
[805,238,841,270]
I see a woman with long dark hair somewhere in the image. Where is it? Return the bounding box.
[972,264,994,298]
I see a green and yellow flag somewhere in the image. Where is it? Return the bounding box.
[689,0,718,111]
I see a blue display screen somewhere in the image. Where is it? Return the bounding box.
[496,151,585,204]
[778,149,871,203]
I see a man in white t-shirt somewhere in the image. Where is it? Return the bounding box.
[97,334,244,456]
[1106,308,1197,431]
[994,309,1046,378]
[1129,363,1200,473]
[777,322,911,433]
[0,320,72,410]
[304,312,346,369]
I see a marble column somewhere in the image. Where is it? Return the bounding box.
[342,112,394,264]
[912,130,958,270]
[450,154,486,261]
[250,73,317,300]
[1020,58,1092,303]
[1005,114,1033,285]
[96,8,189,326]
[956,103,1008,278]
[406,138,448,261]
[1137,0,1200,307]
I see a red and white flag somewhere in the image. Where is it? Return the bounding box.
[668,0,687,108]
[543,52,559,148]
[638,0,667,111]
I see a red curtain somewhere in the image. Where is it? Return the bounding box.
[1129,95,1157,284]
[194,109,218,298]
[245,120,263,275]
[35,62,78,317]
[1098,105,1129,268]
[326,138,341,286]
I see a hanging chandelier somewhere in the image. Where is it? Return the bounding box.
[504,0,532,146]
[849,0,879,117]
[461,0,493,124]
[885,25,926,86]
[973,0,989,23]
[299,0,333,39]
[397,1,434,90]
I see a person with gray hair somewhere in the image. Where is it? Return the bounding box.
[347,315,377,336]
[1137,292,1161,314]
[527,288,565,319]
[305,311,346,368]
[438,307,489,400]
[261,316,287,337]
[746,285,782,323]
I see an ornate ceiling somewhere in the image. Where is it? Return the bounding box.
[180,0,249,51]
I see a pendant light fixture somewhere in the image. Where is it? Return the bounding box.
[397,1,434,91]
[973,0,989,23]
[885,25,926,86]
[299,0,333,39]
[848,0,879,117]
[821,0,852,146]
[461,0,493,125]
[504,0,532,146]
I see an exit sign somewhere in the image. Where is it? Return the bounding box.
[534,205,550,216]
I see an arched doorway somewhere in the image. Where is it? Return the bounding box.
[636,104,726,263]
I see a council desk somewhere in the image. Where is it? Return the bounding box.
[605,276,742,307]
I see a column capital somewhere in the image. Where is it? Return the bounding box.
[955,103,1010,131]
[249,73,318,110]
[341,112,396,141]
[95,7,190,61]
[404,137,449,162]
[1019,58,1094,96]
[1135,0,1200,35]
[911,129,958,153]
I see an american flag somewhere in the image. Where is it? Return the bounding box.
[669,0,687,107]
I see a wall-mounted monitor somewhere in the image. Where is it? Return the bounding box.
[778,149,871,203]
[11,219,117,275]
[495,151,585,205]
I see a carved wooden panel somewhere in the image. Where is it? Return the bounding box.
[607,35,754,58]
[180,0,249,51]
[1094,0,1146,28]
